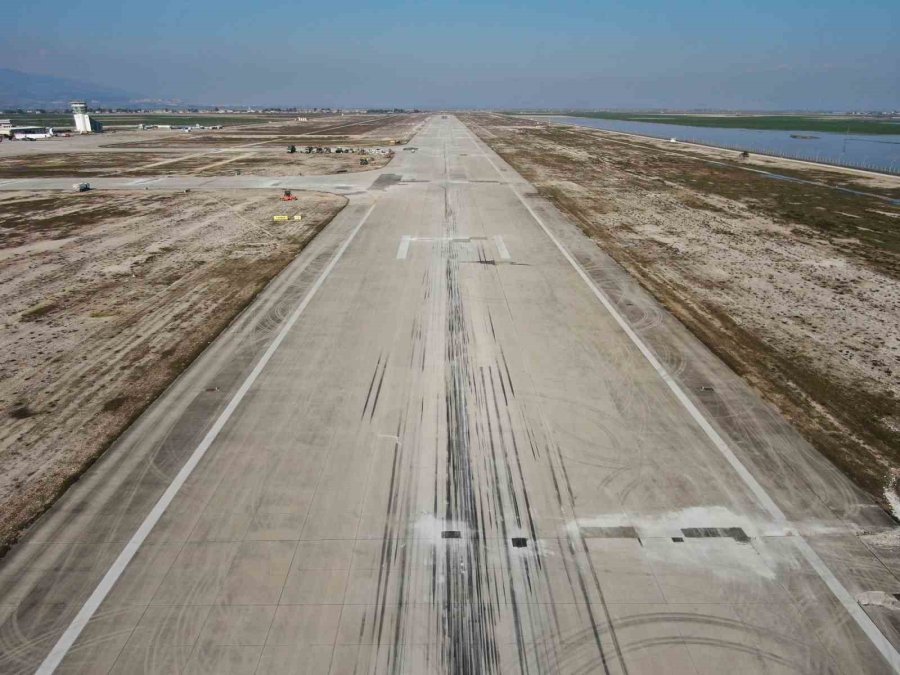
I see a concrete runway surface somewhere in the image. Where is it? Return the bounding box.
[1,116,899,674]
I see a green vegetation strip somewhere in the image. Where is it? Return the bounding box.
[551,112,900,136]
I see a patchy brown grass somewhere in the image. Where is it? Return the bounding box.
[101,114,426,150]
[19,301,59,322]
[0,153,171,178]
[511,124,900,277]
[0,192,172,248]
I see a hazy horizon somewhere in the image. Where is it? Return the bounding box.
[4,0,899,110]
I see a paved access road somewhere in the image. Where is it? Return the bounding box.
[1,116,899,674]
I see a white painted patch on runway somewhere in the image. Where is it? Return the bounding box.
[396,235,411,259]
[397,235,490,260]
[468,126,900,673]
[493,235,510,260]
[35,199,381,675]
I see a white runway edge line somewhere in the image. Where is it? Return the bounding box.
[466,125,900,673]
[36,199,380,675]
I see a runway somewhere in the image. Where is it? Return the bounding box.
[1,115,899,674]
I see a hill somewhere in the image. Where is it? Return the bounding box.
[0,68,174,110]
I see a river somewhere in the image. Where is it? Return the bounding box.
[546,116,900,175]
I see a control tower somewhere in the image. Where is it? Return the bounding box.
[71,101,102,134]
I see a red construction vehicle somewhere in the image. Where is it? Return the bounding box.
[280,190,297,201]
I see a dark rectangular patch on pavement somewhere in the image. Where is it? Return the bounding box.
[441,530,461,539]
[371,173,402,190]
[511,537,528,548]
[581,526,639,539]
[682,527,749,543]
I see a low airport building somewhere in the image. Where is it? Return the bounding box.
[0,125,55,140]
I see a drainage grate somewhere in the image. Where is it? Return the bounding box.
[581,526,639,539]
[441,530,461,539]
[682,527,749,543]
[511,537,528,548]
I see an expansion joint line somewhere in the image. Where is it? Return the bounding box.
[462,120,900,673]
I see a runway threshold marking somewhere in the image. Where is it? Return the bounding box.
[396,234,509,261]
[468,125,900,672]
[36,198,380,675]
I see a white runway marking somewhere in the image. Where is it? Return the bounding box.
[36,199,380,675]
[397,235,489,260]
[468,127,900,673]
[493,235,510,260]
[396,235,411,259]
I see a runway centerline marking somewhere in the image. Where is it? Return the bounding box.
[36,198,380,675]
[465,122,900,673]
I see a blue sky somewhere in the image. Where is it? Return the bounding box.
[4,0,898,109]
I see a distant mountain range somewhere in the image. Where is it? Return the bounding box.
[0,68,187,110]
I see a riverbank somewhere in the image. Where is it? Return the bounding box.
[534,115,900,176]
[544,112,900,135]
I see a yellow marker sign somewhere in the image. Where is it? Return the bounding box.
[273,215,289,222]
[293,214,302,221]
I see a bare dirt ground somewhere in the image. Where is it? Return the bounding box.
[463,113,900,514]
[0,189,345,551]
[0,150,390,179]
[0,151,389,179]
[0,116,416,179]
[112,150,391,178]
[0,152,174,178]
[225,112,427,140]
[191,152,390,177]
[101,113,427,149]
